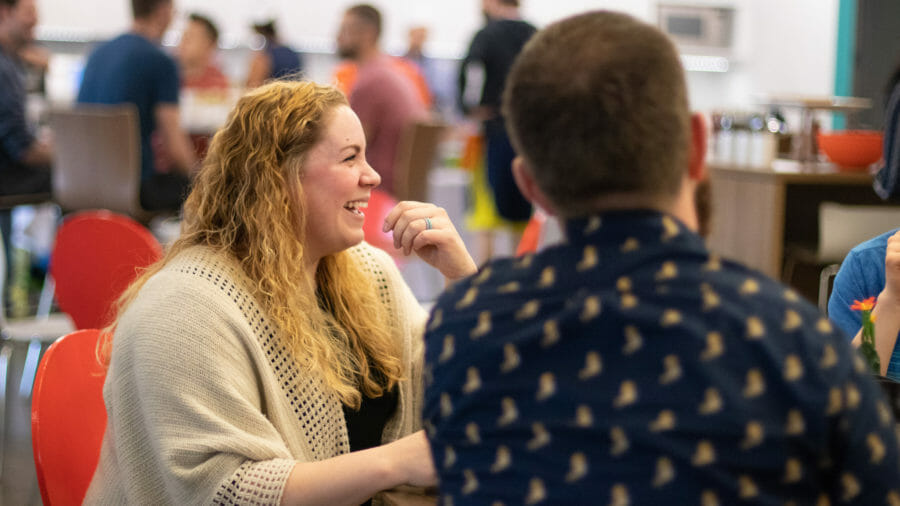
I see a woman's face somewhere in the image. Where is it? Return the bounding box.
[300,105,381,263]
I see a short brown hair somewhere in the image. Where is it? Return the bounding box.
[189,13,219,44]
[502,11,690,217]
[131,0,170,19]
[346,4,381,38]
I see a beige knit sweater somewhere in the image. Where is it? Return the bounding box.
[84,242,427,505]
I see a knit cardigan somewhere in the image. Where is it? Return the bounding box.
[84,242,427,505]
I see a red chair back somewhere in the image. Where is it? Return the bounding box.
[50,210,163,329]
[32,329,107,506]
[362,189,403,262]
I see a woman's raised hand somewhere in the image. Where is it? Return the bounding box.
[383,201,477,281]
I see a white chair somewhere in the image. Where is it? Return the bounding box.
[0,227,74,477]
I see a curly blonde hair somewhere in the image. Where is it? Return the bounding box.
[101,81,402,409]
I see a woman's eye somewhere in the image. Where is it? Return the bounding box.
[343,154,357,163]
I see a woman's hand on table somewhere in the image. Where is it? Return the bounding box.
[383,201,477,281]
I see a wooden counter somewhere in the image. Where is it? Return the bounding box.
[707,161,884,282]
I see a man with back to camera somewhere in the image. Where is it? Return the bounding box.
[423,11,900,505]
[78,0,196,213]
[335,4,427,198]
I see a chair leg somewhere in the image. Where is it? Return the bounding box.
[819,264,842,315]
[0,342,13,480]
[35,274,54,320]
[18,339,41,398]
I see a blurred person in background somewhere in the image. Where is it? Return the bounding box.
[245,19,302,88]
[458,0,535,260]
[0,0,52,288]
[77,0,197,213]
[334,4,427,198]
[0,0,51,198]
[177,13,227,91]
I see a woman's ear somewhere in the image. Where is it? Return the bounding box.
[512,156,557,216]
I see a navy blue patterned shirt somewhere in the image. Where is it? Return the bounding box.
[424,210,900,505]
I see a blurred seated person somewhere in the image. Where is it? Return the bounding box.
[829,228,900,380]
[0,0,51,288]
[77,0,197,213]
[334,4,428,197]
[424,11,900,504]
[0,0,51,198]
[246,20,302,88]
[177,13,227,91]
[85,80,477,504]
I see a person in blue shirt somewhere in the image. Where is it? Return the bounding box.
[0,0,51,197]
[77,0,197,212]
[423,11,900,505]
[246,20,303,89]
[829,229,900,379]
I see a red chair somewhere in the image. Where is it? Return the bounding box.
[516,211,546,256]
[362,189,403,262]
[49,210,163,329]
[31,329,107,506]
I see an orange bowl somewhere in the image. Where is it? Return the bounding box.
[817,130,883,170]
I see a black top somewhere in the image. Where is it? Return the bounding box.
[458,17,536,129]
[343,385,399,453]
[343,385,399,506]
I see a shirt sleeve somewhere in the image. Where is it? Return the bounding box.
[153,53,181,106]
[99,272,296,504]
[0,62,36,162]
[828,248,875,339]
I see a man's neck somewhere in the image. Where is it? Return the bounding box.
[181,60,206,80]
[354,46,381,65]
[0,33,21,56]
[488,6,522,21]
[131,19,163,43]
[557,180,700,233]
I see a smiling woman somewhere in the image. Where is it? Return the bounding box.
[84,80,476,505]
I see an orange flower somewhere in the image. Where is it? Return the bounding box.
[850,296,876,312]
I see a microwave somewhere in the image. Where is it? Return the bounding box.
[657,4,734,50]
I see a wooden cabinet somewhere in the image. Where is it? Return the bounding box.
[707,163,884,281]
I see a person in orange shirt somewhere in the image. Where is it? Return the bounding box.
[334,4,428,197]
[333,55,431,109]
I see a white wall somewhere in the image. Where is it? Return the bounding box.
[35,0,839,113]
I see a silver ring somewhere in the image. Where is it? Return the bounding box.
[424,217,433,230]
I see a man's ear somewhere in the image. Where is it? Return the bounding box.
[512,156,557,216]
[688,112,708,182]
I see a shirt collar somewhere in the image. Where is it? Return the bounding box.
[563,209,704,252]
